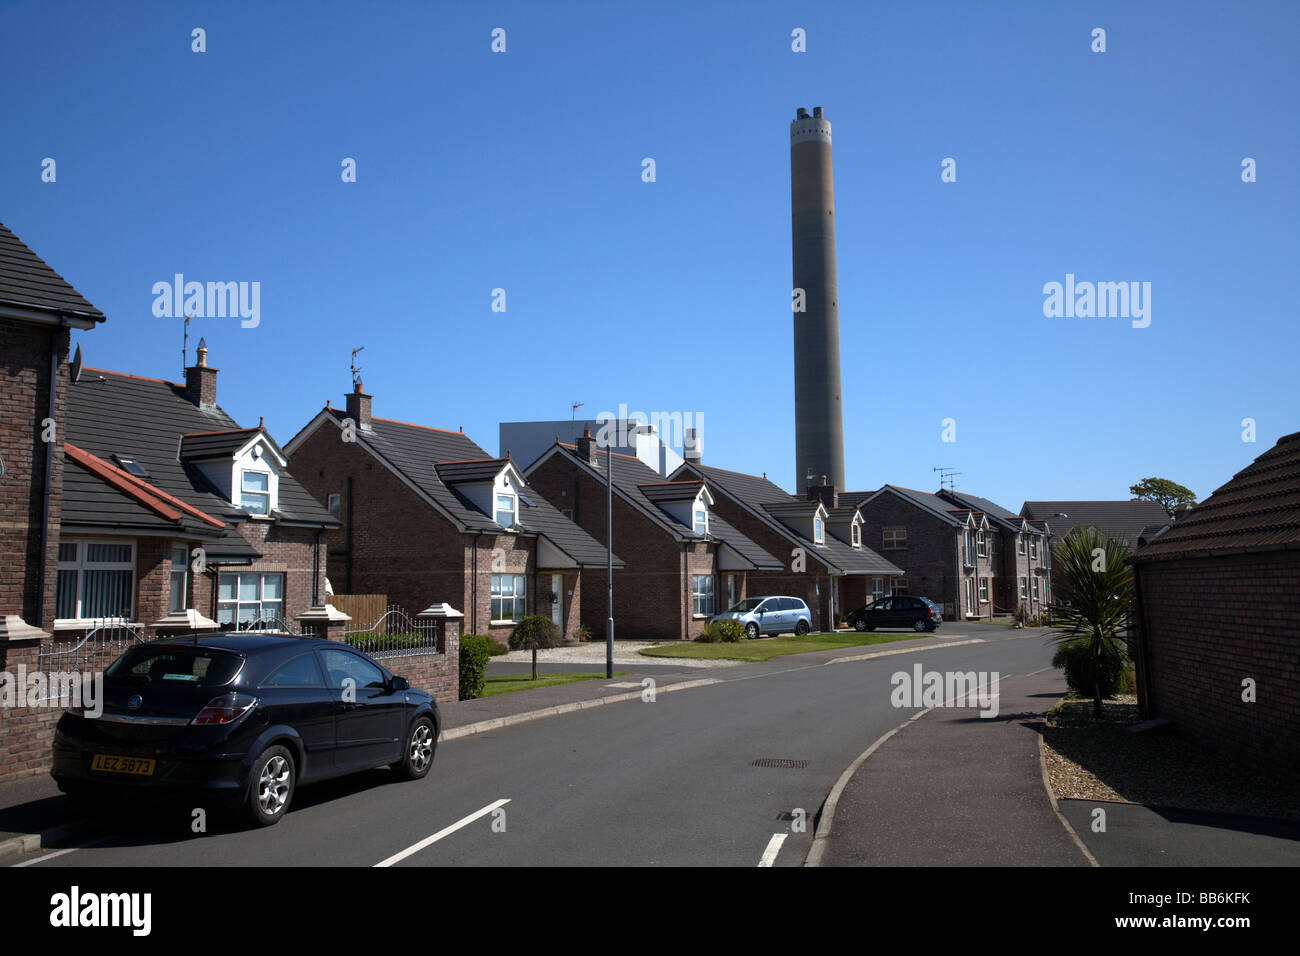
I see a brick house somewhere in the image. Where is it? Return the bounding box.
[0,222,106,642]
[56,343,337,636]
[934,489,1052,615]
[1128,431,1300,774]
[1021,498,1169,600]
[670,463,903,630]
[846,485,1048,620]
[525,434,783,641]
[285,386,621,644]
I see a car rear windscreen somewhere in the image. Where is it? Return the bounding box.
[105,645,244,687]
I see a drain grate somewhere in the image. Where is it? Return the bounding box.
[751,758,808,769]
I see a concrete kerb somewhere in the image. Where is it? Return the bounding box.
[440,678,721,741]
[1036,691,1102,868]
[823,637,985,666]
[0,817,107,861]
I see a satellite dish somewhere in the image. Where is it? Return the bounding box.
[70,344,82,384]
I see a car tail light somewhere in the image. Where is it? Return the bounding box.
[928,607,937,617]
[191,694,258,725]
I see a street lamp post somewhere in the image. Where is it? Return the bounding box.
[606,443,614,678]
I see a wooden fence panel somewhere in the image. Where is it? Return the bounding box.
[327,593,387,630]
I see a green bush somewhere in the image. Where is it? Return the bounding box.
[1052,639,1129,698]
[696,619,744,643]
[486,637,509,656]
[459,633,492,700]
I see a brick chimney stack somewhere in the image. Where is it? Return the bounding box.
[185,338,218,407]
[345,381,372,430]
[576,427,600,466]
[807,474,838,509]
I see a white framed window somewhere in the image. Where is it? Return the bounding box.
[56,539,135,620]
[963,530,973,562]
[218,572,284,627]
[1017,533,1025,555]
[964,577,976,614]
[872,577,885,601]
[693,507,708,535]
[169,545,189,614]
[692,574,715,616]
[882,527,907,549]
[240,470,270,515]
[1031,537,1039,560]
[978,577,989,603]
[1019,577,1028,600]
[491,574,526,622]
[851,523,861,546]
[891,577,909,596]
[1032,576,1041,602]
[814,516,824,544]
[495,494,516,528]
[976,531,986,557]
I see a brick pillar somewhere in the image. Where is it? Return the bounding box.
[297,604,350,641]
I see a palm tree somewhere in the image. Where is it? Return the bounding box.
[1047,527,1134,717]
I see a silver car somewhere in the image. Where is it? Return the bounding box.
[712,596,812,639]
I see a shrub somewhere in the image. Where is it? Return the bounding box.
[459,633,492,700]
[696,619,744,643]
[486,637,509,656]
[576,624,593,642]
[1052,638,1129,699]
[509,615,564,680]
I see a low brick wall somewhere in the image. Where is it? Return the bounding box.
[1135,550,1300,773]
[0,638,63,785]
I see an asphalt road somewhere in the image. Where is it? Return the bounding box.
[13,626,1057,867]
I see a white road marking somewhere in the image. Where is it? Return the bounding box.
[374,799,510,867]
[758,832,788,867]
[11,836,111,867]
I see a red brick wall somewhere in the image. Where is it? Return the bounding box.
[1135,551,1300,772]
[289,423,466,618]
[856,495,963,618]
[191,521,324,627]
[0,318,69,628]
[0,638,64,783]
[529,452,701,641]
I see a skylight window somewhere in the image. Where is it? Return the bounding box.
[113,455,149,478]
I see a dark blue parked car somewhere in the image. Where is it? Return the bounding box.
[51,634,439,827]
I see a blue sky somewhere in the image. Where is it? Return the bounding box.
[3,0,1296,508]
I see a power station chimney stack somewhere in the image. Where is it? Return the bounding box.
[790,105,846,493]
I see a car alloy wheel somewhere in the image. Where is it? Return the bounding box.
[393,716,437,780]
[795,620,810,636]
[854,618,867,632]
[744,622,759,640]
[247,745,294,827]
[913,619,927,632]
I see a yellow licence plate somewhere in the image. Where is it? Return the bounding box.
[91,754,156,776]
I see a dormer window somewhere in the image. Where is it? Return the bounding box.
[240,471,270,515]
[814,516,825,544]
[852,523,861,547]
[693,506,708,534]
[496,493,516,528]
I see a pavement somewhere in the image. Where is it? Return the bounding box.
[812,667,1300,867]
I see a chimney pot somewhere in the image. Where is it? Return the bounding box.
[813,106,823,118]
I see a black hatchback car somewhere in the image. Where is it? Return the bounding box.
[846,596,942,633]
[51,634,440,827]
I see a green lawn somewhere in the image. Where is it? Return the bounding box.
[639,631,933,662]
[481,671,628,697]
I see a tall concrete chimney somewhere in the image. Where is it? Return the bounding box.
[790,106,845,493]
